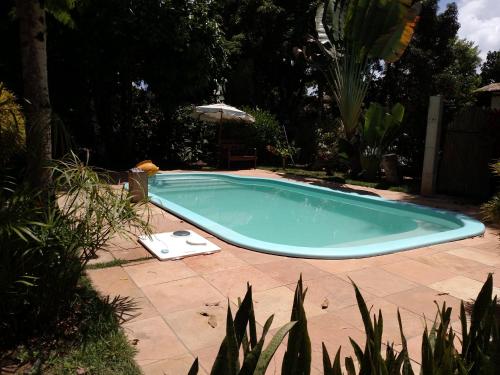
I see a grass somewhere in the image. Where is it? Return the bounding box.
[259,165,419,194]
[3,278,141,375]
[86,256,153,270]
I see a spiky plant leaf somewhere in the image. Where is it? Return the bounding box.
[239,314,274,375]
[188,358,199,375]
[253,321,297,375]
[281,275,312,375]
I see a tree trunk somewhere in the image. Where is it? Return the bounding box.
[16,0,52,190]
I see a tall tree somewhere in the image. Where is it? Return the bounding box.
[368,0,477,175]
[15,0,74,188]
[16,0,52,189]
[314,0,420,175]
[480,51,500,85]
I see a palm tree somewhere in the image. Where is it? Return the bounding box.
[316,0,421,175]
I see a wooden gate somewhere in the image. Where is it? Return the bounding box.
[437,107,500,198]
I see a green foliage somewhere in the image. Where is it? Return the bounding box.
[317,0,420,140]
[362,102,405,158]
[281,276,312,375]
[0,153,151,345]
[370,1,481,174]
[45,0,76,27]
[460,274,499,375]
[18,279,141,374]
[323,281,414,374]
[189,284,297,375]
[199,274,499,375]
[0,83,25,168]
[481,161,500,224]
[481,51,500,85]
[243,106,282,149]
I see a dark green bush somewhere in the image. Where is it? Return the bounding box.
[0,154,151,346]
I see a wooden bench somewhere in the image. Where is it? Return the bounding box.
[220,141,257,169]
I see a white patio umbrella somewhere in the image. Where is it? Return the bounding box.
[191,104,256,167]
[190,103,255,124]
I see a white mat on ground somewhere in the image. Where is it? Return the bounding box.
[138,230,220,260]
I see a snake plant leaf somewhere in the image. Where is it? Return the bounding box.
[469,273,493,336]
[460,301,469,357]
[210,304,240,375]
[253,321,297,375]
[187,358,199,375]
[332,346,343,375]
[234,285,255,347]
[397,309,415,375]
[349,337,363,364]
[322,342,333,375]
[239,315,274,375]
[344,357,356,375]
[282,275,312,375]
[351,279,375,339]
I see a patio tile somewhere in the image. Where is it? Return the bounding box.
[163,303,232,351]
[253,286,326,327]
[465,267,500,287]
[254,259,330,284]
[143,276,225,315]
[107,234,142,250]
[124,259,196,287]
[385,286,462,321]
[381,259,456,285]
[86,267,158,323]
[331,298,426,345]
[429,275,500,301]
[87,249,115,265]
[192,345,221,374]
[183,251,247,274]
[141,354,204,375]
[203,265,282,302]
[307,312,365,366]
[148,214,199,233]
[336,267,417,297]
[123,316,188,366]
[411,252,488,274]
[287,275,376,311]
[399,245,450,259]
[303,258,371,274]
[226,246,284,265]
[446,247,500,266]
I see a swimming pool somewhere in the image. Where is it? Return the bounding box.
[147,173,485,259]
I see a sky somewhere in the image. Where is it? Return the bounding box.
[439,0,500,61]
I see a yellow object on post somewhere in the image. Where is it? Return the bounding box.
[135,160,159,176]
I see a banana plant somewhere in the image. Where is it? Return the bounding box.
[315,0,420,148]
[360,102,404,178]
[362,102,405,158]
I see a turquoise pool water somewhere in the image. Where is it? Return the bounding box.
[147,173,485,259]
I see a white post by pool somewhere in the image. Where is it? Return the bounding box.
[421,95,444,195]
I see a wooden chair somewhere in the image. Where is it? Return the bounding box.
[220,140,257,169]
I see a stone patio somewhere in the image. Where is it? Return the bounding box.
[87,169,500,374]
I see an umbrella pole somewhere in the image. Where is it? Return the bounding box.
[217,111,223,168]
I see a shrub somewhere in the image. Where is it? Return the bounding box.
[481,161,500,224]
[0,153,151,346]
[0,83,25,168]
[190,274,499,375]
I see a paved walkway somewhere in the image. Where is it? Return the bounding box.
[87,169,500,374]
